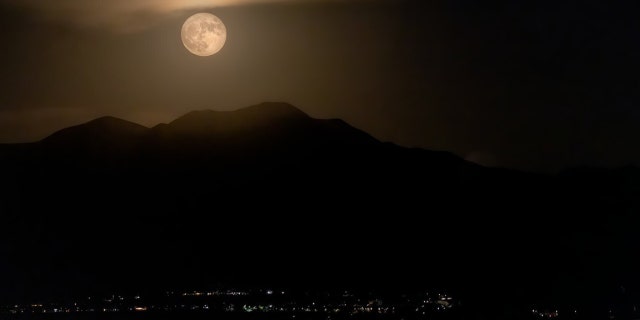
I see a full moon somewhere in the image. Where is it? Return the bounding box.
[181,13,227,57]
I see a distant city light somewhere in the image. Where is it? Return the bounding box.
[1,288,458,317]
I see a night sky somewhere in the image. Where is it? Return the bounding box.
[1,0,639,172]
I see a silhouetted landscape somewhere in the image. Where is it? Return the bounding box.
[4,0,640,319]
[1,102,639,319]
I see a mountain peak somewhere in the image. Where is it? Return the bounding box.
[242,102,309,118]
[85,116,131,125]
[174,102,309,123]
[42,116,148,145]
[162,102,311,135]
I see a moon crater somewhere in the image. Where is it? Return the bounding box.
[181,13,227,57]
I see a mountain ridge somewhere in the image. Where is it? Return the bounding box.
[0,102,638,309]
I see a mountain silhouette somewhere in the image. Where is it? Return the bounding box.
[148,103,380,160]
[0,102,638,315]
[43,116,148,144]
[164,102,312,133]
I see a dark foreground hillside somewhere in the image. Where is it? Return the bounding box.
[0,103,638,319]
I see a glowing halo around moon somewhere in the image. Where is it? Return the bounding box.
[181,13,227,57]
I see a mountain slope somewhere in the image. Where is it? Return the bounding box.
[43,116,149,145]
[150,102,379,150]
[0,103,637,314]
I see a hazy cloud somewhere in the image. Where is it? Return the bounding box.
[2,0,360,32]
